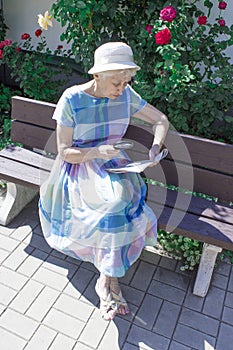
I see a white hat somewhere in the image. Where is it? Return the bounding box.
[88,42,140,74]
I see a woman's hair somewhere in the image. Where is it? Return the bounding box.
[97,68,137,80]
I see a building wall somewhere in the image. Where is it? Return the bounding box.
[2,0,233,61]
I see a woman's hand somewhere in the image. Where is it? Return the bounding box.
[97,145,120,160]
[149,144,160,161]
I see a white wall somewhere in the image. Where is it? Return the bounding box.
[2,0,233,61]
[3,0,71,51]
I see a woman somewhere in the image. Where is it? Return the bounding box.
[39,42,169,321]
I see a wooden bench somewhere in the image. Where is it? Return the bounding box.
[0,95,233,297]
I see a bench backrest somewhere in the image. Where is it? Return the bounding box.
[11,96,233,204]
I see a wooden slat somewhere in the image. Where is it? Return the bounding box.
[12,96,56,129]
[11,121,57,153]
[0,145,54,171]
[148,201,233,251]
[147,184,233,225]
[0,157,50,188]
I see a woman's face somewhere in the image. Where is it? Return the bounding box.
[94,72,132,99]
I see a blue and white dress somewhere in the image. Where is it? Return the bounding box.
[39,84,157,277]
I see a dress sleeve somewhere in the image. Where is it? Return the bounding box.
[52,90,75,128]
[128,85,147,116]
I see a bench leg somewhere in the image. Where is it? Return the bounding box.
[0,182,38,226]
[193,243,222,297]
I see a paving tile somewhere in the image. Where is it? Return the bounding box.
[2,243,33,270]
[42,255,78,278]
[173,324,216,349]
[0,309,39,340]
[74,342,96,350]
[0,327,27,350]
[26,286,60,321]
[127,324,169,350]
[134,294,162,329]
[9,279,44,313]
[0,225,14,236]
[0,283,18,305]
[64,266,96,299]
[10,224,33,241]
[169,341,192,350]
[202,286,225,319]
[153,301,180,337]
[0,234,20,252]
[159,256,178,271]
[78,308,109,348]
[23,324,56,350]
[49,333,76,350]
[53,293,94,322]
[98,318,131,349]
[0,304,6,315]
[120,260,139,285]
[148,280,185,305]
[24,232,52,254]
[119,284,145,307]
[222,306,233,325]
[179,308,219,336]
[216,323,233,350]
[225,291,233,308]
[121,343,138,350]
[0,248,10,264]
[51,249,67,260]
[0,266,28,290]
[17,248,48,277]
[78,274,99,307]
[130,261,156,292]
[227,268,233,292]
[43,308,85,339]
[183,284,205,311]
[32,266,69,291]
[211,272,228,290]
[154,267,190,291]
[140,248,161,265]
[215,260,231,277]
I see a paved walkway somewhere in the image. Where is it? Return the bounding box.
[0,197,233,350]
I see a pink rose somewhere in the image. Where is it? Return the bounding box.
[219,2,227,10]
[160,6,177,22]
[155,28,172,45]
[15,47,22,52]
[197,16,207,25]
[145,25,153,34]
[0,39,12,49]
[218,19,226,26]
[0,49,3,59]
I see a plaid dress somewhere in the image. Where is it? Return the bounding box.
[39,84,157,277]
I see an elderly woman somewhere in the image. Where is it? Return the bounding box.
[39,42,169,321]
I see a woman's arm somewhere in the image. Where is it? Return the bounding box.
[132,103,169,158]
[56,124,119,164]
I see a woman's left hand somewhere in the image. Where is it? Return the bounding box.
[149,144,160,161]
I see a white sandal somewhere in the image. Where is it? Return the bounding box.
[95,279,118,321]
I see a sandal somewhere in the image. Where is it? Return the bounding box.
[95,279,118,321]
[110,280,130,315]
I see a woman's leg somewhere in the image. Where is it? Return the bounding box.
[110,277,130,315]
[95,274,118,320]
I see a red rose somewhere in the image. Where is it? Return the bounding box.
[160,6,177,22]
[15,47,22,52]
[145,25,153,34]
[218,19,226,26]
[0,50,3,59]
[57,45,63,50]
[155,28,172,45]
[35,29,42,37]
[197,16,207,25]
[21,33,30,40]
[0,39,12,49]
[219,2,227,10]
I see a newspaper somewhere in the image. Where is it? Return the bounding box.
[106,148,168,173]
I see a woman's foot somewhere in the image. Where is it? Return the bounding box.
[110,278,130,316]
[95,276,118,321]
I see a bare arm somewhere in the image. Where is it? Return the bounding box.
[56,124,119,164]
[133,103,169,148]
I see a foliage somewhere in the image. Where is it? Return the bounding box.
[51,0,233,143]
[0,30,72,102]
[158,230,203,270]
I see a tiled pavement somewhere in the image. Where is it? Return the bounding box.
[0,197,233,350]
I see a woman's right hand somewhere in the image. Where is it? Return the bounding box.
[96,145,120,160]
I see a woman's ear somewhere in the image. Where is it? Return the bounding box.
[93,73,100,80]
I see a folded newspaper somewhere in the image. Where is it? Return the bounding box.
[106,148,168,173]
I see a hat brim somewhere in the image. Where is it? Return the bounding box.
[88,62,140,74]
